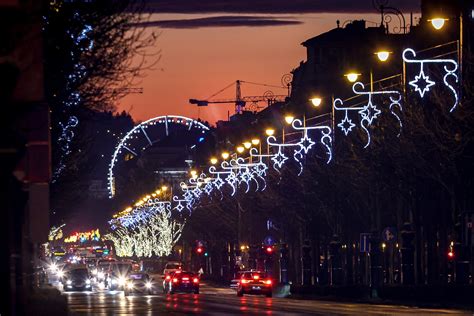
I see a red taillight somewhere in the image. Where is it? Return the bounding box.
[182,277,189,281]
[165,275,171,280]
[241,279,250,284]
[264,279,272,285]
[172,278,178,283]
[193,278,199,283]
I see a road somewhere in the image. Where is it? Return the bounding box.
[64,282,471,315]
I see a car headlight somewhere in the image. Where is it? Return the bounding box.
[145,282,152,289]
[127,282,134,289]
[86,279,91,284]
[56,270,64,278]
[97,272,104,279]
[66,280,72,285]
[118,277,126,286]
[91,269,98,275]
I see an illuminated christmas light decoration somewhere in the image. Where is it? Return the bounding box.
[334,82,402,148]
[291,119,332,175]
[402,48,459,112]
[266,135,298,171]
[107,115,210,198]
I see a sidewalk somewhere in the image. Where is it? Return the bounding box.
[26,284,68,315]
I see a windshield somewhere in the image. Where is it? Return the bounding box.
[68,269,89,278]
[242,272,267,279]
[166,263,181,269]
[112,263,131,274]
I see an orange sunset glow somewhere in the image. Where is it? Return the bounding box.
[119,13,387,125]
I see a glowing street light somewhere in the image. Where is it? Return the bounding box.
[210,157,218,165]
[375,51,391,62]
[284,115,294,124]
[236,146,245,153]
[344,72,360,83]
[265,128,275,136]
[429,17,448,30]
[190,170,197,177]
[251,139,260,146]
[161,185,168,192]
[309,97,322,107]
[221,152,230,160]
[243,142,252,149]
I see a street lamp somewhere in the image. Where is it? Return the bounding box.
[375,51,391,62]
[161,185,168,192]
[309,97,322,107]
[428,17,448,30]
[243,142,251,149]
[251,139,260,146]
[265,128,275,136]
[344,72,360,83]
[284,115,294,124]
[210,157,218,165]
[221,152,230,160]
[236,146,244,153]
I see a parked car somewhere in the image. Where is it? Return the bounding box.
[236,271,272,297]
[124,272,154,296]
[62,268,92,291]
[163,271,199,294]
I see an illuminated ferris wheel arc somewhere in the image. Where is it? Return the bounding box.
[107,115,210,198]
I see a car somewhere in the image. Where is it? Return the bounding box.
[107,262,132,290]
[236,271,272,297]
[163,271,199,294]
[124,272,154,296]
[62,268,92,291]
[230,271,245,290]
[163,261,182,276]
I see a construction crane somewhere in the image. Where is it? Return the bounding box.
[189,80,288,114]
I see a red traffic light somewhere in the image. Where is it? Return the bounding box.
[196,247,203,254]
[448,251,454,258]
[265,246,273,254]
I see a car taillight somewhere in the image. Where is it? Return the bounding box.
[193,278,199,283]
[182,277,189,281]
[165,275,171,280]
[264,279,272,285]
[172,278,178,283]
[253,275,259,280]
[241,279,250,284]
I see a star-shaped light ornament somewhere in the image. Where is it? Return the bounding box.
[358,101,381,125]
[271,150,288,169]
[174,202,184,212]
[204,183,213,195]
[297,134,316,154]
[409,68,435,97]
[338,114,356,136]
[213,177,225,189]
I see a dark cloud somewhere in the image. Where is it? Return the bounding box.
[143,0,421,14]
[132,15,303,29]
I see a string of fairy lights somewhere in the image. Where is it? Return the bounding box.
[107,45,460,258]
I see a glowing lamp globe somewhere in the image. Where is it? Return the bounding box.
[430,18,447,30]
[251,139,260,145]
[236,146,244,153]
[310,97,322,107]
[221,152,230,160]
[375,51,391,62]
[243,142,252,149]
[284,115,294,124]
[210,157,218,165]
[265,128,275,136]
[345,73,360,83]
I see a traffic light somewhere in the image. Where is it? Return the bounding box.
[196,246,204,254]
[448,250,454,259]
[265,246,273,254]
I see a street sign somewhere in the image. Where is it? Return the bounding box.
[263,236,274,246]
[382,227,397,242]
[360,233,371,252]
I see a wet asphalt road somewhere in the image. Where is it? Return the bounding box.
[64,283,472,315]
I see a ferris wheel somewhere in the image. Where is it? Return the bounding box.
[107,115,210,198]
